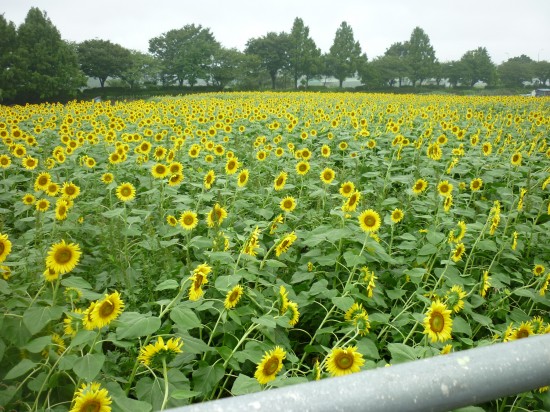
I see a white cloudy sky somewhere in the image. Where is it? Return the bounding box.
[2,0,549,64]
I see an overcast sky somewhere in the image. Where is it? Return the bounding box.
[2,0,549,64]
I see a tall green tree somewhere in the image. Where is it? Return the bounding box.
[77,39,133,88]
[208,47,246,90]
[119,50,159,88]
[497,55,534,87]
[12,8,85,102]
[532,60,550,86]
[288,17,321,88]
[0,14,17,101]
[380,42,410,86]
[406,27,437,86]
[245,32,290,89]
[327,22,366,88]
[149,25,220,87]
[459,47,496,86]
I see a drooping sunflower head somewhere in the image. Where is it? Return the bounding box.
[451,242,466,262]
[274,171,287,191]
[285,301,300,326]
[342,190,361,212]
[344,302,365,321]
[511,151,522,166]
[445,285,466,313]
[168,173,184,186]
[358,209,381,233]
[166,215,178,227]
[325,346,365,377]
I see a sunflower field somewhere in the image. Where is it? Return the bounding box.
[0,92,549,412]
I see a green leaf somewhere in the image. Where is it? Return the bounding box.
[388,343,418,364]
[265,259,287,268]
[386,289,407,300]
[470,312,493,327]
[73,353,105,381]
[180,335,210,355]
[23,306,64,335]
[231,374,261,395]
[215,274,242,291]
[357,338,380,360]
[154,279,179,291]
[5,359,37,380]
[343,250,367,266]
[171,389,202,399]
[23,335,52,353]
[192,362,225,394]
[170,306,201,330]
[71,330,97,347]
[404,267,426,284]
[102,208,124,218]
[331,296,355,311]
[426,231,446,245]
[61,276,92,290]
[116,312,161,339]
[452,316,472,336]
[477,239,497,252]
[418,243,438,255]
[252,315,277,329]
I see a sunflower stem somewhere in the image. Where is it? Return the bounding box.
[160,358,170,411]
[222,324,259,369]
[203,309,225,360]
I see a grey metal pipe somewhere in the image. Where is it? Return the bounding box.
[171,334,550,412]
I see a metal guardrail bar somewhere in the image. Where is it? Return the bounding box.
[170,334,550,412]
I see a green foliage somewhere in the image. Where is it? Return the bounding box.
[326,21,366,87]
[406,27,437,86]
[245,32,291,89]
[77,39,133,88]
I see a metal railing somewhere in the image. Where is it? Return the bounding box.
[170,334,550,412]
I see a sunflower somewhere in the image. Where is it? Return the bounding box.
[138,336,183,368]
[321,144,331,158]
[451,242,466,262]
[0,233,12,263]
[320,167,335,184]
[153,146,167,161]
[116,182,136,202]
[224,285,244,309]
[101,173,114,184]
[412,178,428,195]
[470,178,483,191]
[55,198,69,221]
[533,264,545,276]
[225,157,239,175]
[166,215,178,227]
[204,170,215,190]
[207,203,227,227]
[254,346,286,385]
[481,270,491,297]
[92,291,125,328]
[342,190,361,212]
[325,346,365,377]
[256,150,267,161]
[22,193,36,205]
[510,151,522,166]
[151,163,169,179]
[482,142,492,156]
[63,308,83,337]
[280,196,297,213]
[445,285,466,313]
[168,161,183,176]
[82,301,98,331]
[423,300,453,343]
[510,322,534,340]
[179,211,198,230]
[295,161,310,176]
[168,173,184,186]
[22,155,38,170]
[45,182,60,197]
[34,172,51,191]
[390,208,404,223]
[286,301,300,326]
[275,232,297,257]
[237,169,249,187]
[85,157,96,168]
[188,263,211,301]
[61,182,80,200]
[69,382,111,412]
[344,302,365,321]
[243,226,261,257]
[437,180,453,197]
[274,171,287,191]
[0,154,11,168]
[43,266,59,282]
[46,240,81,275]
[339,181,355,197]
[1,265,11,280]
[358,209,381,233]
[440,344,453,355]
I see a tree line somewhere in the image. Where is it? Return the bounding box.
[1,8,550,104]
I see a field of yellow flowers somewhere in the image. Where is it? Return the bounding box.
[0,92,549,411]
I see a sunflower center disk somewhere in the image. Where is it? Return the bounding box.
[55,249,72,264]
[100,301,114,317]
[263,358,279,375]
[430,313,444,332]
[335,353,353,369]
[83,400,101,412]
[365,217,375,227]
